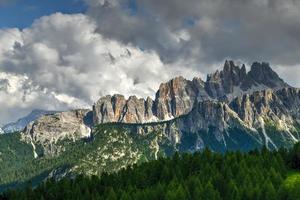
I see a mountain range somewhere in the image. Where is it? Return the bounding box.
[1,60,299,190]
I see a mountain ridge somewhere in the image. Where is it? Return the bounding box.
[19,61,300,156]
[93,60,291,124]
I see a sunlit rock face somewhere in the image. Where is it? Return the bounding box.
[93,94,158,124]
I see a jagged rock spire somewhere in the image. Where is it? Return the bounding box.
[93,60,291,124]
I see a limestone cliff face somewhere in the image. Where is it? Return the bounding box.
[93,76,210,123]
[174,87,300,151]
[22,109,92,156]
[199,87,300,134]
[129,87,300,153]
[229,88,300,132]
[93,94,157,124]
[93,61,290,124]
[154,76,209,120]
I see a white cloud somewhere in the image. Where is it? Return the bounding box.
[274,64,300,88]
[0,71,82,124]
[0,13,200,124]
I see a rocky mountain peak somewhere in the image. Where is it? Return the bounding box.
[92,60,292,124]
[247,62,289,89]
[156,76,187,98]
[221,60,247,93]
[205,60,247,97]
[207,70,221,82]
[223,60,238,73]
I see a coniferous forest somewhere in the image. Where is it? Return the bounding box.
[1,143,300,200]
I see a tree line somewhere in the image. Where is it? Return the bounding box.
[1,143,300,200]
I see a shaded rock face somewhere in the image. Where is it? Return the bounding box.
[177,87,300,151]
[205,60,247,98]
[22,109,92,156]
[175,87,300,139]
[93,61,290,124]
[129,87,300,153]
[229,88,300,129]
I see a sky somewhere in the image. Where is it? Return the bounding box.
[0,0,300,124]
[0,0,87,28]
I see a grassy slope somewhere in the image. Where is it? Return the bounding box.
[281,171,300,199]
[0,123,174,191]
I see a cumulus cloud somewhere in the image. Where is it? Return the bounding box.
[0,71,86,124]
[0,13,200,123]
[1,0,300,123]
[86,0,300,70]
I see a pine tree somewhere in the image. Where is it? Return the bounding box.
[106,188,117,200]
[226,180,241,200]
[260,179,277,200]
[201,181,221,200]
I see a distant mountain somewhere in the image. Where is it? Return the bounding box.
[1,109,58,133]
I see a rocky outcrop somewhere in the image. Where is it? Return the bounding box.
[22,109,92,156]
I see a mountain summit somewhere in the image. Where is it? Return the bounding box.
[93,61,290,124]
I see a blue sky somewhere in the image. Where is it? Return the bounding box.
[0,0,87,29]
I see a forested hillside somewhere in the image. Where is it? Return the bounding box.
[2,143,300,200]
